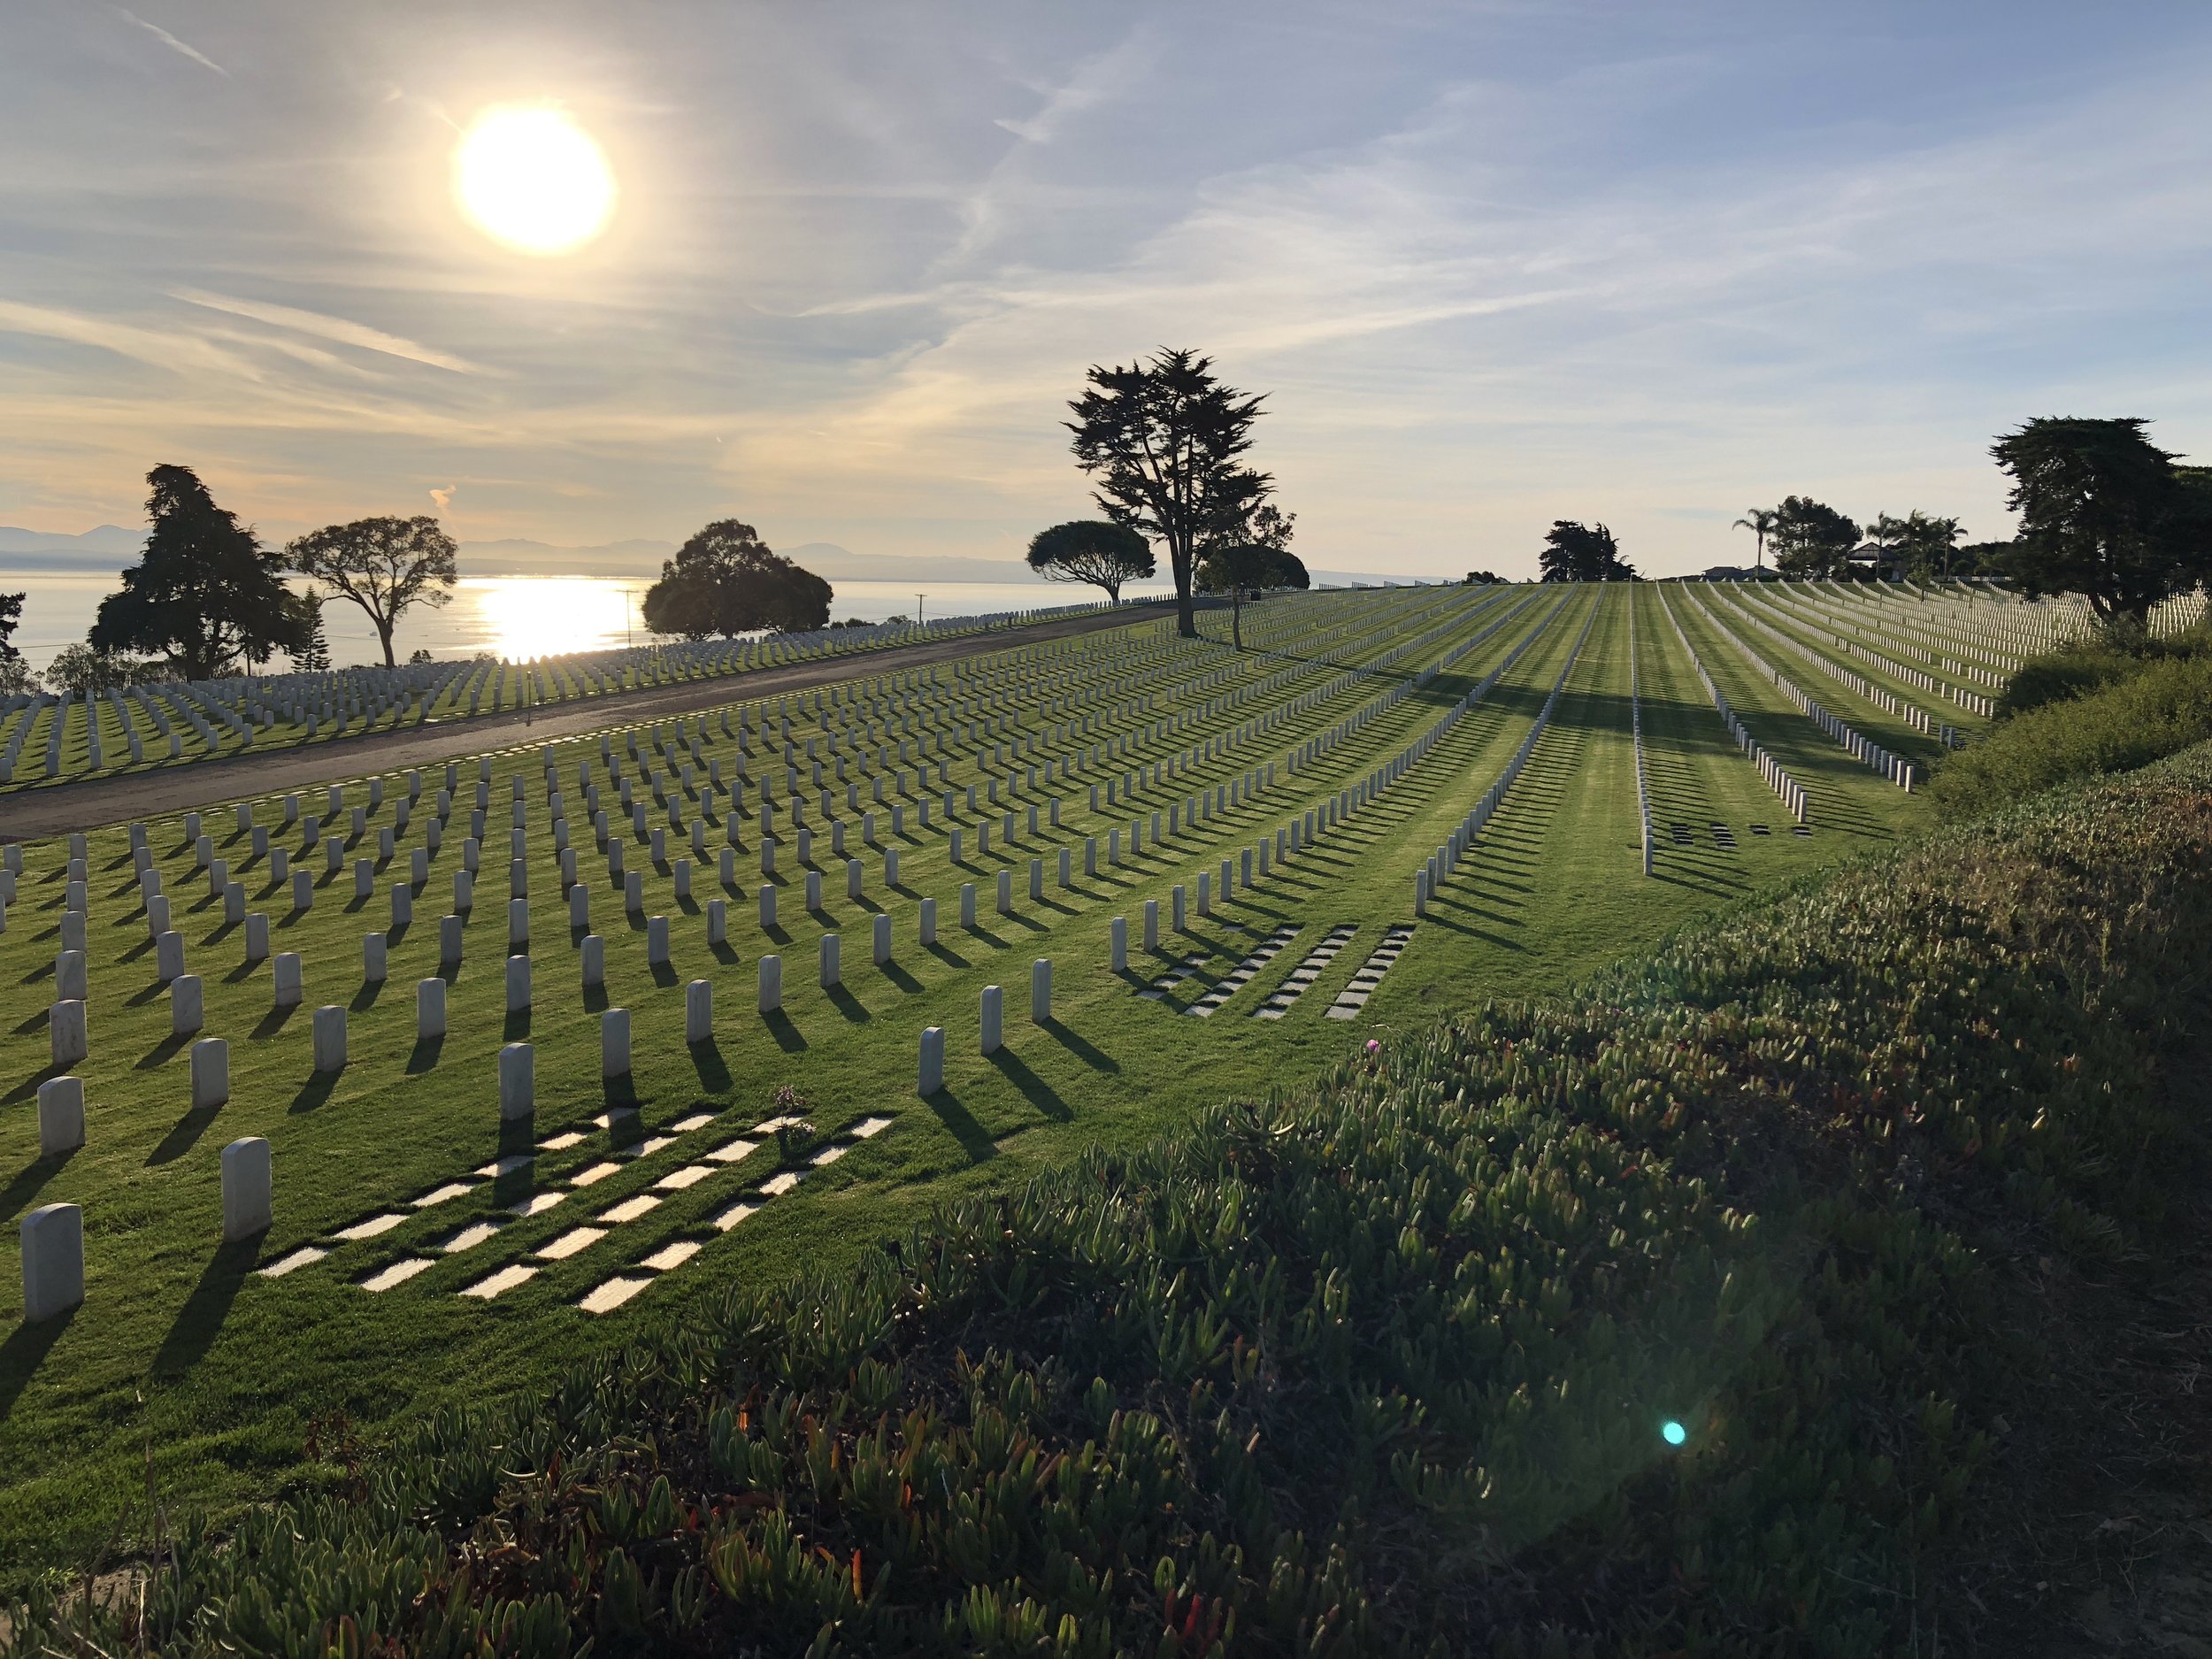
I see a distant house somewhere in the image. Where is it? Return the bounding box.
[1701,565,1757,581]
[1844,542,1902,580]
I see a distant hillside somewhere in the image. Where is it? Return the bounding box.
[0,524,145,568]
[454,537,676,578]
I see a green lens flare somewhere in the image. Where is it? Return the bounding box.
[1662,1419,1687,1447]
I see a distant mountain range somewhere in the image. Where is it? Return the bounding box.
[0,525,1422,588]
[0,525,146,565]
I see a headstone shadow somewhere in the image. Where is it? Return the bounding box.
[147,1104,222,1164]
[290,1070,338,1113]
[0,1149,75,1225]
[134,1032,193,1071]
[922,1087,998,1163]
[150,1235,263,1380]
[1036,1019,1116,1073]
[0,1304,78,1424]
[689,1039,732,1092]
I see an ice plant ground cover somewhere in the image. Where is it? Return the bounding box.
[0,581,2017,1583]
[7,703,2209,1655]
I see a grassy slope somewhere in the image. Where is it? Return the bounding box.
[0,587,1929,1581]
[12,710,2203,1656]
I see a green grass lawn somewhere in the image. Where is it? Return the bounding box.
[0,583,1934,1583]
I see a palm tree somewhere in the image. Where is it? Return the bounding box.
[1732,507,1778,573]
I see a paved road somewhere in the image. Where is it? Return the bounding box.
[0,599,1201,840]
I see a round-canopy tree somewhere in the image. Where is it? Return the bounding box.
[286,514,458,668]
[1767,497,1860,579]
[1194,503,1302,649]
[641,521,833,640]
[1024,520,1155,603]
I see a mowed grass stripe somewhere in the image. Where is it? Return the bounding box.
[1631,585,1813,894]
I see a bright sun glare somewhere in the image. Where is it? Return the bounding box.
[454,107,615,255]
[478,578,640,659]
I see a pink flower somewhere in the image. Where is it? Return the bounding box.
[1365,1039,1380,1055]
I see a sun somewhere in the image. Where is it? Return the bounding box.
[453,106,615,255]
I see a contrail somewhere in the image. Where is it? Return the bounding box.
[114,7,229,76]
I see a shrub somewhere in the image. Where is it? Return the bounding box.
[14,747,2212,1656]
[1935,649,2212,817]
[1996,621,2208,717]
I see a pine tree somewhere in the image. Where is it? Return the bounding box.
[296,593,331,674]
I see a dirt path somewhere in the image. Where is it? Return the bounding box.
[0,599,1199,840]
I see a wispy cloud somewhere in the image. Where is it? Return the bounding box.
[170,290,488,375]
[0,298,256,380]
[112,7,227,76]
[993,30,1153,145]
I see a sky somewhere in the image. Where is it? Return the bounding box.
[2,0,2208,580]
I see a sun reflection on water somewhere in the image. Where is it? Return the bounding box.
[472,577,646,661]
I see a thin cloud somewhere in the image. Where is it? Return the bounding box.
[429,485,456,510]
[113,7,228,76]
[170,290,488,375]
[993,30,1153,145]
[0,297,257,380]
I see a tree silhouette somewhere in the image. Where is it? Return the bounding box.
[295,592,332,673]
[1538,521,1634,582]
[1865,511,1966,580]
[1067,348,1271,638]
[1195,505,1302,649]
[91,465,304,680]
[1768,497,1861,579]
[1993,418,2212,624]
[1025,520,1155,603]
[1732,507,1778,572]
[288,515,457,667]
[641,521,833,639]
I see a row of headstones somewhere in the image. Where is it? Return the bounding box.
[1755,585,2002,710]
[152,603,1358,908]
[1246,589,1572,926]
[913,962,1057,1094]
[1655,588,1811,825]
[1413,592,1600,914]
[1716,588,1955,740]
[54,799,1249,1052]
[19,1125,269,1322]
[1682,588,1918,793]
[23,595,1378,953]
[1,585,1110,789]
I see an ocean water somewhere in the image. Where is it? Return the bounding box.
[0,572,1177,676]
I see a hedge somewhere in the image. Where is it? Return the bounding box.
[12,741,2212,1658]
[1937,634,2212,818]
